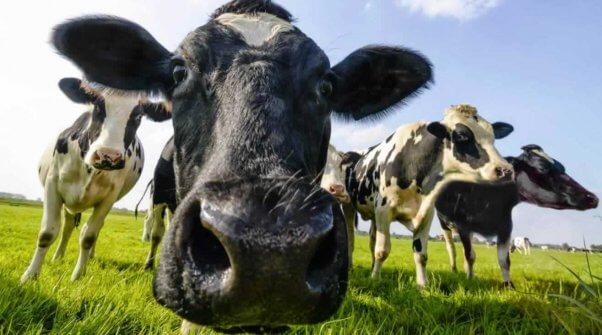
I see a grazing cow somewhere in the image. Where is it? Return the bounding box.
[436,145,599,286]
[541,245,549,250]
[21,78,170,283]
[512,237,531,255]
[335,104,514,286]
[139,137,176,270]
[50,0,433,328]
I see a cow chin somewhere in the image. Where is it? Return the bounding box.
[153,179,349,328]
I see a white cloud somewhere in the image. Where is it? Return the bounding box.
[365,1,374,10]
[396,0,503,21]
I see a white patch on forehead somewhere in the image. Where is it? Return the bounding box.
[215,12,294,47]
[532,149,555,164]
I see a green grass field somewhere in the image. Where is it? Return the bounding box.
[0,199,600,334]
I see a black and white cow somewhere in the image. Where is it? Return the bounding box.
[512,237,531,255]
[50,0,433,328]
[21,78,170,283]
[140,137,176,270]
[335,104,514,287]
[436,145,599,286]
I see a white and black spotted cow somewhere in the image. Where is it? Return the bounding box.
[436,145,599,286]
[138,137,176,270]
[21,78,170,283]
[512,237,531,255]
[337,104,514,287]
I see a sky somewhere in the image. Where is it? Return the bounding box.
[0,0,600,246]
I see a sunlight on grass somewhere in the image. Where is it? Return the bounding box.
[0,199,600,334]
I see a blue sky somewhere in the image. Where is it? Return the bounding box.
[0,0,600,246]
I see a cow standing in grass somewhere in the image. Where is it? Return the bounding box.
[50,0,434,328]
[512,237,532,255]
[436,145,599,286]
[21,78,170,283]
[336,105,514,287]
[139,137,176,270]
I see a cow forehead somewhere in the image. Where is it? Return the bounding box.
[215,12,294,47]
[102,95,140,118]
[443,107,495,141]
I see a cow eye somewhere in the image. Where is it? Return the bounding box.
[318,78,334,97]
[171,58,187,85]
[452,131,472,143]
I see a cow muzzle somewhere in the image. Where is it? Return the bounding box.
[89,147,125,170]
[326,183,350,204]
[153,179,349,329]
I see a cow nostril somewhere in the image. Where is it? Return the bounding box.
[495,167,511,178]
[328,185,337,194]
[306,226,337,292]
[188,217,231,280]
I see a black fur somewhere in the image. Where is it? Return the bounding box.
[451,124,490,169]
[58,78,98,104]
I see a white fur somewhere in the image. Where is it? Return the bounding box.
[216,12,294,47]
[513,237,531,255]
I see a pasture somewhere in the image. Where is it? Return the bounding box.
[0,198,600,335]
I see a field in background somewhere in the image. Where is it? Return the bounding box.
[0,199,600,334]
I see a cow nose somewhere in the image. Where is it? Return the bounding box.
[92,148,124,170]
[495,166,513,180]
[585,193,599,208]
[328,184,345,196]
[154,180,349,328]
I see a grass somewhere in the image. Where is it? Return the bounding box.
[0,198,600,334]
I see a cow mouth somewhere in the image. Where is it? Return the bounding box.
[92,160,125,171]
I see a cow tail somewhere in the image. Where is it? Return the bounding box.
[135,180,153,220]
[74,213,82,228]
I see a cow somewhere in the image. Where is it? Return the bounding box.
[512,237,531,255]
[436,145,599,287]
[334,104,514,287]
[21,78,170,284]
[541,245,549,250]
[138,137,176,270]
[50,0,434,329]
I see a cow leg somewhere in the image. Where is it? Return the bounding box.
[371,212,391,280]
[144,204,167,270]
[342,203,356,269]
[369,220,376,271]
[71,201,113,281]
[441,222,457,272]
[459,231,476,278]
[21,180,63,284]
[52,210,79,262]
[412,212,433,288]
[142,194,155,242]
[497,237,513,288]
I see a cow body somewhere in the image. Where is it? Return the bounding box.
[52,0,435,328]
[22,79,170,283]
[436,145,599,286]
[339,104,514,286]
[141,137,176,270]
[512,237,531,255]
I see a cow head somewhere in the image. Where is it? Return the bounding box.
[427,104,514,182]
[58,78,171,170]
[51,0,433,328]
[509,145,599,210]
[321,145,350,203]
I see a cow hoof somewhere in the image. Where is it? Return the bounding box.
[71,269,85,282]
[144,262,154,271]
[142,234,150,243]
[451,267,458,273]
[503,281,515,289]
[20,271,39,284]
[51,254,64,263]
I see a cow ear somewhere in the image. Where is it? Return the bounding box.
[58,78,97,104]
[52,16,173,95]
[331,46,433,121]
[492,122,514,139]
[427,122,450,140]
[140,102,172,122]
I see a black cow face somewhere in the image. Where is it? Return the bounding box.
[512,145,599,210]
[58,78,171,170]
[50,0,433,328]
